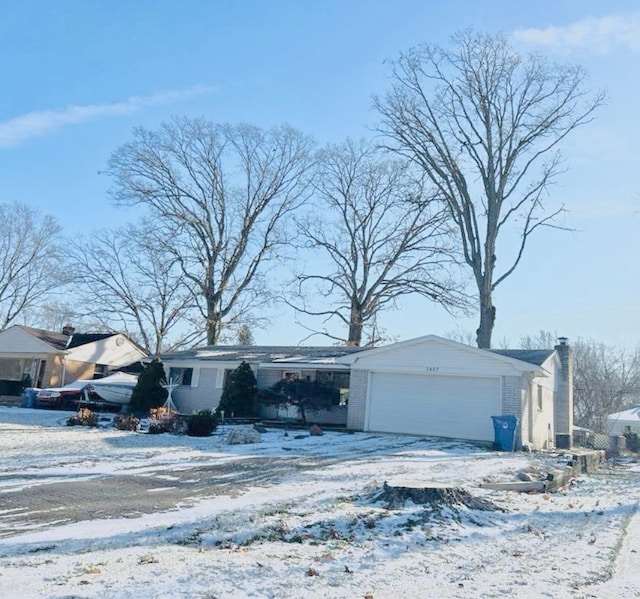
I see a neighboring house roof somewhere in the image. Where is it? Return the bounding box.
[607,407,640,422]
[16,326,73,351]
[17,326,116,351]
[160,345,367,365]
[9,325,139,355]
[490,349,555,366]
[67,333,116,349]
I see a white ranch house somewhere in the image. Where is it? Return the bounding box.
[158,335,573,451]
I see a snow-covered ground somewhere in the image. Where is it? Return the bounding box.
[0,407,639,599]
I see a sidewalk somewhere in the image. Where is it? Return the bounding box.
[589,501,640,597]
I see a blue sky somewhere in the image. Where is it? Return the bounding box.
[1,1,638,348]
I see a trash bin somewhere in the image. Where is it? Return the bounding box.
[22,388,38,408]
[491,415,518,451]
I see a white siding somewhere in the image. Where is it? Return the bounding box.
[67,335,146,367]
[608,417,640,436]
[366,373,501,442]
[351,338,528,377]
[525,355,556,449]
[174,367,221,413]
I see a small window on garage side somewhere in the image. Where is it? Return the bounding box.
[93,364,108,379]
[537,385,543,411]
[169,367,193,386]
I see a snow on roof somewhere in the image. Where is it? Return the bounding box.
[166,345,366,364]
[607,406,640,422]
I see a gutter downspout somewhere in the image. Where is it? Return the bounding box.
[61,334,74,386]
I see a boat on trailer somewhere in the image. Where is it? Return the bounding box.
[90,372,138,406]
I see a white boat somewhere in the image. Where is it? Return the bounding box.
[90,372,138,406]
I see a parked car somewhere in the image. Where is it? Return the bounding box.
[35,380,97,410]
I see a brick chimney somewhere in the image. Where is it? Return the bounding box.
[554,337,573,449]
[62,324,75,336]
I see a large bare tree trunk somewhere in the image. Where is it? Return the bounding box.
[347,305,364,347]
[291,139,467,346]
[476,297,495,349]
[375,31,604,348]
[107,119,313,345]
[205,302,222,346]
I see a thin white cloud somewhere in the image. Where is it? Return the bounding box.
[0,84,215,148]
[513,12,640,53]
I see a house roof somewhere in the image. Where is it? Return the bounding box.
[338,335,550,374]
[607,407,640,422]
[19,326,116,351]
[160,345,367,365]
[490,349,555,366]
[160,338,555,375]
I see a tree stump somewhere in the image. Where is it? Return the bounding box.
[375,481,502,512]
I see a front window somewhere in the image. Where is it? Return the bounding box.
[316,370,350,406]
[169,367,193,386]
[93,364,108,379]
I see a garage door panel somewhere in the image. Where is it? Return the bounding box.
[367,373,500,441]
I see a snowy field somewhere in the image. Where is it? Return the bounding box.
[0,407,639,599]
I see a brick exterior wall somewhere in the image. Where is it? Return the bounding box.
[501,375,524,448]
[519,378,530,447]
[347,370,368,430]
[501,376,522,415]
[554,340,574,448]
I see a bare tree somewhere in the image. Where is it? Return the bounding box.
[375,30,605,348]
[520,330,640,431]
[67,224,200,353]
[0,202,65,330]
[572,339,640,432]
[107,118,314,344]
[236,324,255,345]
[520,330,558,350]
[444,329,476,346]
[291,139,467,346]
[23,301,87,333]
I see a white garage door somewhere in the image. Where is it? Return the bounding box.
[367,373,501,442]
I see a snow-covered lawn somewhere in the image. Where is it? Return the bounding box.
[0,407,638,599]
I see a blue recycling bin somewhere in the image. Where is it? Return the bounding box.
[491,415,518,451]
[22,388,38,408]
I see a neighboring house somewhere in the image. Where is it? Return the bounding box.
[158,345,365,425]
[158,335,574,450]
[0,325,147,395]
[606,407,640,436]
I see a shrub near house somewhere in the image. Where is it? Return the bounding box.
[187,410,219,436]
[217,361,257,418]
[130,359,168,414]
